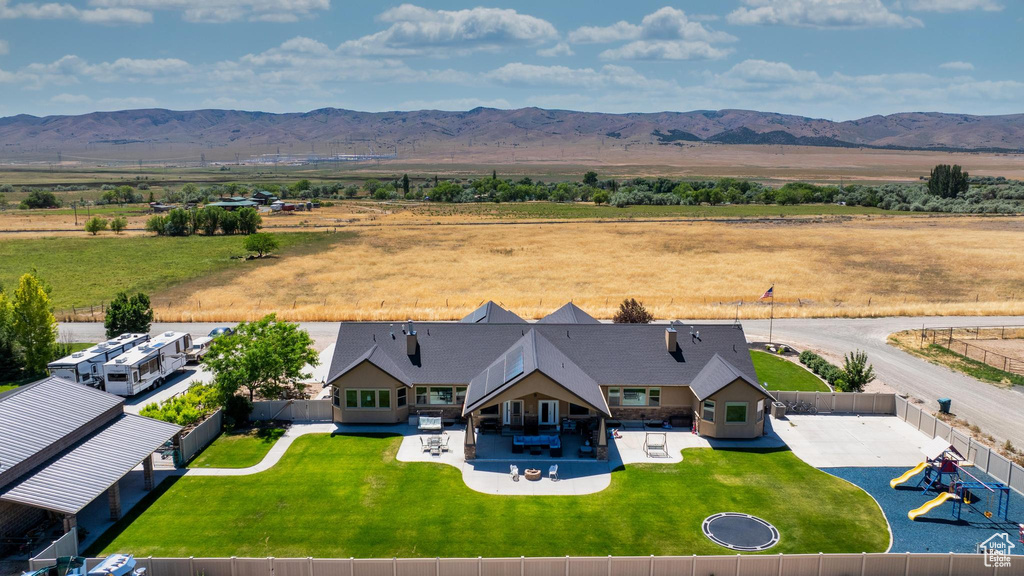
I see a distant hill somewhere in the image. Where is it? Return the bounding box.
[1,107,1022,163]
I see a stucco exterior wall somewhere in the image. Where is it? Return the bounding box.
[695,379,768,439]
[329,361,409,424]
[600,385,695,423]
[469,372,605,426]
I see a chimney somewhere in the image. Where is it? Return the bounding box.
[406,320,417,355]
[665,327,677,352]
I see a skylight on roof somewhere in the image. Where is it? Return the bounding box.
[503,346,524,383]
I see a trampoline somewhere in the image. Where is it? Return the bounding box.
[702,513,780,551]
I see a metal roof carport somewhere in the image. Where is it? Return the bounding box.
[0,414,180,520]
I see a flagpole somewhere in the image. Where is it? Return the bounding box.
[769,285,775,344]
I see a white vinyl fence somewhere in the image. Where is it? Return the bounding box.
[895,396,1024,498]
[29,553,1020,576]
[250,400,333,422]
[178,410,223,465]
[768,391,897,415]
[31,530,79,561]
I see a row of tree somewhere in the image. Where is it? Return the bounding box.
[146,206,262,237]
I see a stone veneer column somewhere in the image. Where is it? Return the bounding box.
[62,514,77,534]
[107,481,122,520]
[143,455,154,490]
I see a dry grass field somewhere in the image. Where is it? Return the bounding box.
[152,215,1024,322]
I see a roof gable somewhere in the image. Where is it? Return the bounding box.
[537,302,600,324]
[460,301,526,324]
[329,344,411,386]
[689,354,770,401]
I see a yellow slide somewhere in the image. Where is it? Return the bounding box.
[908,492,956,521]
[890,462,928,488]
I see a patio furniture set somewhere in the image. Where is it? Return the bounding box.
[509,464,558,482]
[419,433,451,456]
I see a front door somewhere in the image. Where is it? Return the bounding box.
[539,400,559,426]
[503,400,524,427]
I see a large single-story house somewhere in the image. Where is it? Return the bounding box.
[325,302,771,460]
[0,377,180,540]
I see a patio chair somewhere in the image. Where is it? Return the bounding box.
[441,436,450,452]
[548,465,558,482]
[419,437,430,453]
[510,465,519,482]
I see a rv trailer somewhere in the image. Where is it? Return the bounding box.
[47,333,150,389]
[103,331,192,396]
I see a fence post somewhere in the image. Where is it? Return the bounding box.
[606,555,611,576]
[189,557,194,576]
[818,552,823,576]
[947,552,954,576]
[437,557,441,576]
[567,556,571,576]
[478,557,482,576]
[777,553,784,576]
[350,558,354,576]
[735,554,741,576]
[904,552,910,576]
[393,557,397,576]
[269,557,275,576]
[523,556,526,576]
[231,557,237,576]
[860,552,867,576]
[648,555,654,576]
[308,557,314,576]
[692,554,697,576]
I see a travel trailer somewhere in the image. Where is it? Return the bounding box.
[103,332,192,396]
[47,333,150,389]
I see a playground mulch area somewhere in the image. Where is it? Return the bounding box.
[824,467,1024,555]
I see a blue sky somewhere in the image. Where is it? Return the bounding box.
[0,0,1021,119]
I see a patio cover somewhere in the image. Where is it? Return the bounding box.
[0,414,180,515]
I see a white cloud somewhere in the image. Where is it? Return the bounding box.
[0,39,8,55]
[727,0,923,29]
[600,40,732,61]
[340,4,558,56]
[570,7,734,43]
[940,61,974,71]
[0,0,328,24]
[0,0,152,24]
[483,62,679,93]
[568,7,734,61]
[904,0,1002,12]
[537,42,573,57]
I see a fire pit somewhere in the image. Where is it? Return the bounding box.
[524,468,542,481]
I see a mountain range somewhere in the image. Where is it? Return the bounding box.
[2,107,1023,162]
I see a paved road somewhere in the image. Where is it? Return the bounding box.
[60,316,1024,446]
[741,315,1024,448]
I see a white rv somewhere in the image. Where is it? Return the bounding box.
[103,331,192,396]
[47,333,150,388]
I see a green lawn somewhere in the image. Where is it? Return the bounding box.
[91,434,888,558]
[0,232,354,309]
[189,427,286,469]
[751,350,830,392]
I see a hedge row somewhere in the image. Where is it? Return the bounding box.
[798,351,841,388]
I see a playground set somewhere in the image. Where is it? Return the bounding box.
[890,438,1012,523]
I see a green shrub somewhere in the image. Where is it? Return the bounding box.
[145,215,167,235]
[223,395,254,429]
[84,216,108,235]
[139,383,220,426]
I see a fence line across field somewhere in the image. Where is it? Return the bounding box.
[29,552,1022,576]
[920,325,1024,376]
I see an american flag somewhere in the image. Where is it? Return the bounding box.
[760,286,774,300]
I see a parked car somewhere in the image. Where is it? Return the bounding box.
[186,336,213,363]
[208,327,234,338]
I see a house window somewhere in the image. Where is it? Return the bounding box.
[397,388,407,407]
[569,403,590,416]
[622,388,647,406]
[332,387,340,408]
[378,390,391,409]
[360,390,377,408]
[416,387,428,405]
[455,386,467,405]
[726,402,748,424]
[649,388,661,407]
[608,388,620,406]
[756,399,764,422]
[702,400,715,422]
[430,387,453,405]
[480,405,499,415]
[346,390,358,408]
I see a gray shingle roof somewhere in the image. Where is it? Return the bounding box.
[0,377,123,479]
[337,344,411,386]
[460,301,526,324]
[537,302,600,324]
[462,329,611,416]
[689,354,771,401]
[327,316,756,397]
[0,414,180,514]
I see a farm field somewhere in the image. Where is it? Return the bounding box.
[153,215,1024,322]
[750,351,830,392]
[90,434,888,558]
[0,232,354,310]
